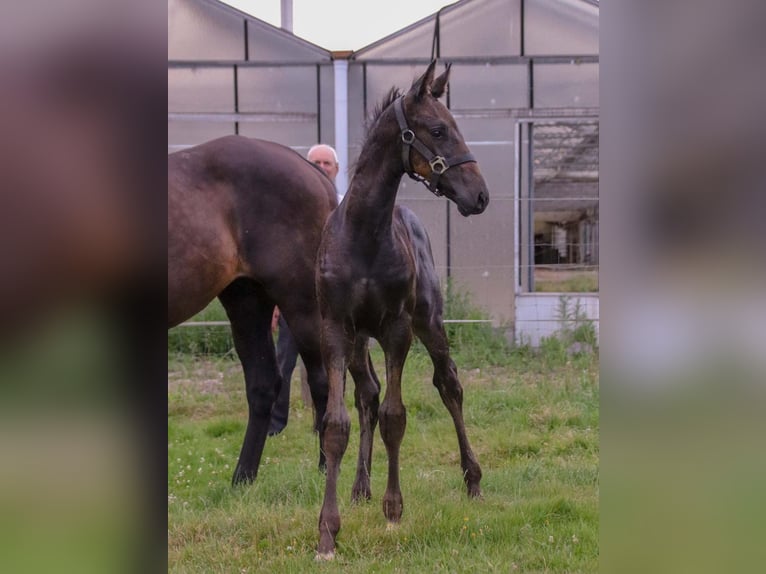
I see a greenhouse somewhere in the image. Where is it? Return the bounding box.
[168,0,599,345]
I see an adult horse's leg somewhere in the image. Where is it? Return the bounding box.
[270,315,299,436]
[300,352,328,472]
[316,319,352,559]
[285,313,330,472]
[218,279,281,485]
[348,336,381,502]
[413,315,482,498]
[378,318,413,526]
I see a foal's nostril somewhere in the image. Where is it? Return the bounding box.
[476,190,488,212]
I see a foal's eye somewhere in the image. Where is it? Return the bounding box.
[430,128,444,139]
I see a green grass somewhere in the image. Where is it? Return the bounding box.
[168,285,598,571]
[168,299,234,356]
[168,344,599,572]
[534,272,599,293]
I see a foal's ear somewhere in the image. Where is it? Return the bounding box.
[410,59,438,101]
[430,63,451,99]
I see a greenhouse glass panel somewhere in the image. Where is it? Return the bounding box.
[238,66,318,114]
[520,118,599,294]
[449,197,516,322]
[362,64,431,117]
[449,63,528,110]
[247,22,331,62]
[238,122,318,150]
[524,0,598,56]
[168,0,245,60]
[355,17,435,59]
[533,63,598,108]
[318,65,336,145]
[440,0,521,58]
[168,67,234,113]
[458,116,516,199]
[347,63,367,164]
[168,120,236,151]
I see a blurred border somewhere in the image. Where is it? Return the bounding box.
[601,1,766,572]
[0,2,167,573]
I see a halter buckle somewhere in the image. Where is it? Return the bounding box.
[401,129,416,144]
[430,156,448,174]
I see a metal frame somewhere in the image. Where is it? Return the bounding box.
[513,111,599,294]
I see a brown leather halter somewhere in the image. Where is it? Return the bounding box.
[393,96,477,197]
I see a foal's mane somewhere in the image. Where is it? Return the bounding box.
[366,86,403,134]
[347,86,403,175]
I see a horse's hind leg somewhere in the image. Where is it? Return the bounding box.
[348,335,381,502]
[218,279,281,485]
[269,315,299,436]
[286,315,330,472]
[300,351,329,473]
[413,314,482,498]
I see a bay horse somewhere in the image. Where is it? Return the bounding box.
[168,136,338,484]
[316,61,489,559]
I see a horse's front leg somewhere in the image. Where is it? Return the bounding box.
[348,335,381,502]
[378,317,413,526]
[218,285,280,485]
[413,315,482,498]
[316,319,351,560]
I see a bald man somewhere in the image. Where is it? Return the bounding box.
[308,143,342,203]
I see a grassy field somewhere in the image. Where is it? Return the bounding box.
[168,323,599,573]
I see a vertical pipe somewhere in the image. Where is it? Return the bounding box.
[527,122,535,292]
[520,0,525,56]
[333,57,349,197]
[513,121,521,294]
[243,19,249,60]
[362,62,367,118]
[316,64,322,142]
[446,197,452,282]
[233,65,239,135]
[280,0,293,33]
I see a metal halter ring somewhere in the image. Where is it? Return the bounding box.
[401,129,416,144]
[429,156,449,175]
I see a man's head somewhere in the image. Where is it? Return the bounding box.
[307,144,339,183]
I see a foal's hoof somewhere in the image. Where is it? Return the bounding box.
[467,484,483,499]
[315,551,335,561]
[231,467,255,486]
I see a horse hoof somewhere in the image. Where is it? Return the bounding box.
[231,469,255,486]
[351,485,372,503]
[268,418,287,436]
[386,522,400,532]
[315,551,335,561]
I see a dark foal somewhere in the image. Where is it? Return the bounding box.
[168,135,338,484]
[315,61,489,559]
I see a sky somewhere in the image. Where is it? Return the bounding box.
[222,0,452,51]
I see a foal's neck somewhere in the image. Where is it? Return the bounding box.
[344,106,404,238]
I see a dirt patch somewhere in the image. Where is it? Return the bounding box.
[168,361,228,394]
